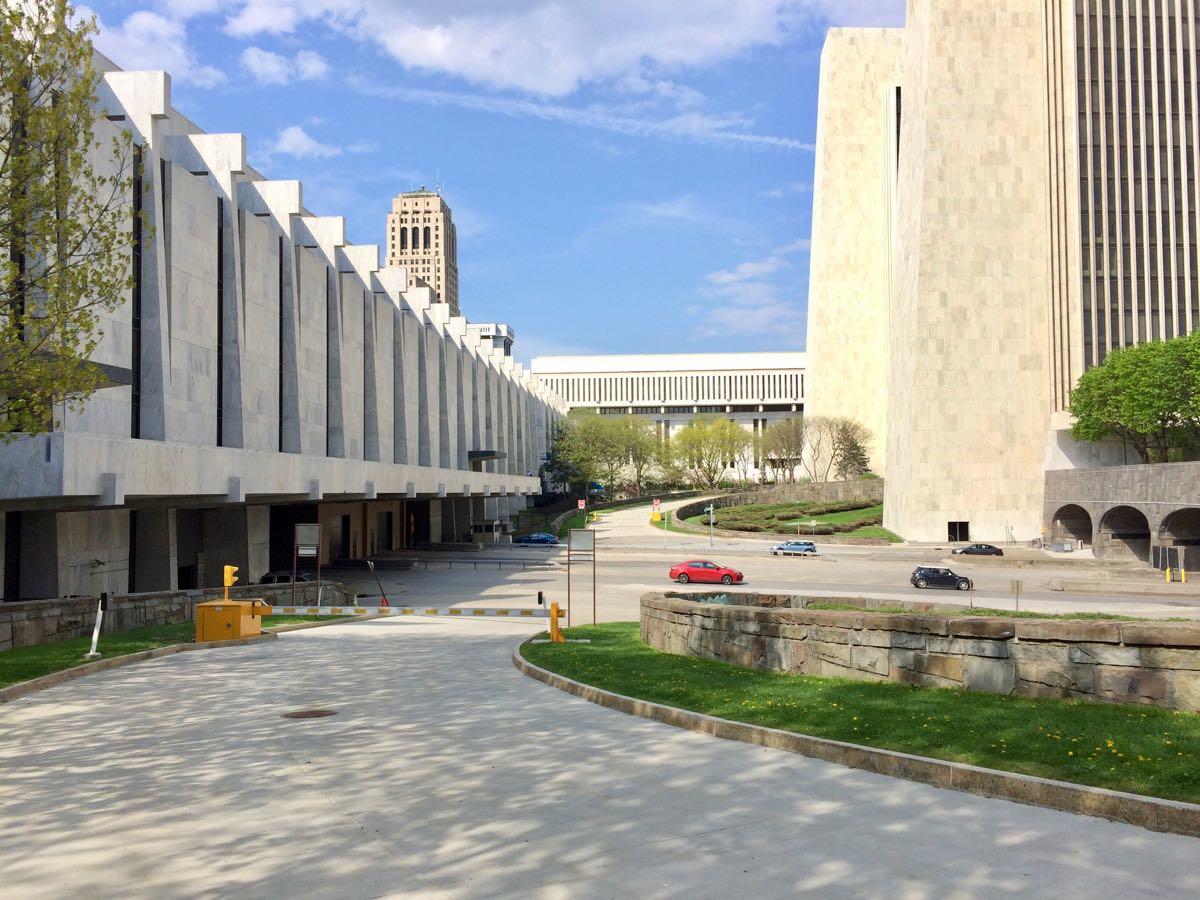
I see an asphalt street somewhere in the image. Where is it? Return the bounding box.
[327,500,1200,623]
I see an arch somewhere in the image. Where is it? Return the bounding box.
[411,226,419,250]
[1159,507,1200,571]
[400,227,407,250]
[424,225,431,249]
[1050,504,1093,546]
[1097,505,1151,563]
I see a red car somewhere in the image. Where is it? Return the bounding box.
[669,560,744,585]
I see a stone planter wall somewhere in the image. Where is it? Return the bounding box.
[0,581,357,652]
[640,591,1200,712]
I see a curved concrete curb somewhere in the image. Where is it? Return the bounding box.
[513,641,1200,839]
[0,632,278,703]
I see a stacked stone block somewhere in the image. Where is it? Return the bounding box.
[641,592,1200,712]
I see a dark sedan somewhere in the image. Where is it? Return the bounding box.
[514,532,559,545]
[911,566,972,591]
[952,543,1004,556]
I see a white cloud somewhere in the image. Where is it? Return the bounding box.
[270,125,342,159]
[693,238,811,337]
[241,46,330,84]
[295,49,330,80]
[355,83,810,151]
[90,9,224,86]
[706,257,786,285]
[761,180,813,199]
[240,46,290,84]
[220,0,905,96]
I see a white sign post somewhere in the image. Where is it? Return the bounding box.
[567,528,597,626]
[83,593,108,661]
[1011,578,1022,613]
[294,524,322,606]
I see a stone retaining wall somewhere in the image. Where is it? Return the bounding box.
[640,591,1200,712]
[0,581,356,652]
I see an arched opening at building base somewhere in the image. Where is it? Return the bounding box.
[1097,506,1151,563]
[1050,504,1093,547]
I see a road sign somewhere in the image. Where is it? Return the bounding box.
[577,499,586,510]
[652,498,661,510]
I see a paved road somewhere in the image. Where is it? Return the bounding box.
[2,617,1197,898]
[353,499,1200,623]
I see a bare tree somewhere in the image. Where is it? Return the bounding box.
[762,418,805,483]
[800,416,841,483]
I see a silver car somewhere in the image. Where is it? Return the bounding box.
[770,540,818,557]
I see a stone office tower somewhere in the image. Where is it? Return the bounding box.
[386,188,460,316]
[805,0,1200,542]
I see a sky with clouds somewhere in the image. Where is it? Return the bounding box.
[82,0,906,362]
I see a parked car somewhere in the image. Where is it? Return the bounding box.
[259,571,316,585]
[514,532,559,545]
[910,566,972,591]
[669,560,744,585]
[770,540,818,557]
[952,543,1004,556]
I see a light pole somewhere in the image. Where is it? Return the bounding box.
[706,504,714,546]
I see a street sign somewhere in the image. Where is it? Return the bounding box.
[568,529,595,551]
[652,498,661,510]
[577,499,586,510]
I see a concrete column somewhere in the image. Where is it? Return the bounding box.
[133,507,178,593]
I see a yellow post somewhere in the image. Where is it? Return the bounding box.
[223,564,239,601]
[1184,569,1189,584]
[549,602,566,643]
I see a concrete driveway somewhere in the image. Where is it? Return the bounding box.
[1,617,1197,898]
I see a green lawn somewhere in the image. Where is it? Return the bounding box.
[0,615,341,689]
[522,622,1200,802]
[781,503,884,526]
[803,602,1147,621]
[556,511,588,538]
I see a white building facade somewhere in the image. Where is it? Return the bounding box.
[0,58,565,602]
[806,0,1200,544]
[530,352,805,480]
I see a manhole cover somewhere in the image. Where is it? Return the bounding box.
[281,709,338,719]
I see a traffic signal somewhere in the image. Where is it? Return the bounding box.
[223,565,239,587]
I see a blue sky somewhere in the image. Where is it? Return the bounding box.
[82,0,905,362]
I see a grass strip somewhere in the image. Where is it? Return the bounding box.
[521,622,1200,803]
[803,602,1148,621]
[0,615,337,689]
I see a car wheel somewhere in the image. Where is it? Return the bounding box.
[957,579,971,591]
[721,574,733,585]
[915,579,927,589]
[676,573,689,584]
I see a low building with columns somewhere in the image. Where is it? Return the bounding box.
[0,54,565,602]
[530,352,805,481]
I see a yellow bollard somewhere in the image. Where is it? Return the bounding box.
[1184,569,1189,584]
[549,602,566,643]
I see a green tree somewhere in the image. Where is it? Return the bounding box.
[674,417,749,490]
[1070,333,1200,463]
[834,419,872,479]
[0,0,139,438]
[619,416,658,495]
[538,421,580,493]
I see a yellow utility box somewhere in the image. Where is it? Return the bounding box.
[195,599,268,643]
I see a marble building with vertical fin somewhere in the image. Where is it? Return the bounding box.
[806,0,1200,552]
[0,53,565,602]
